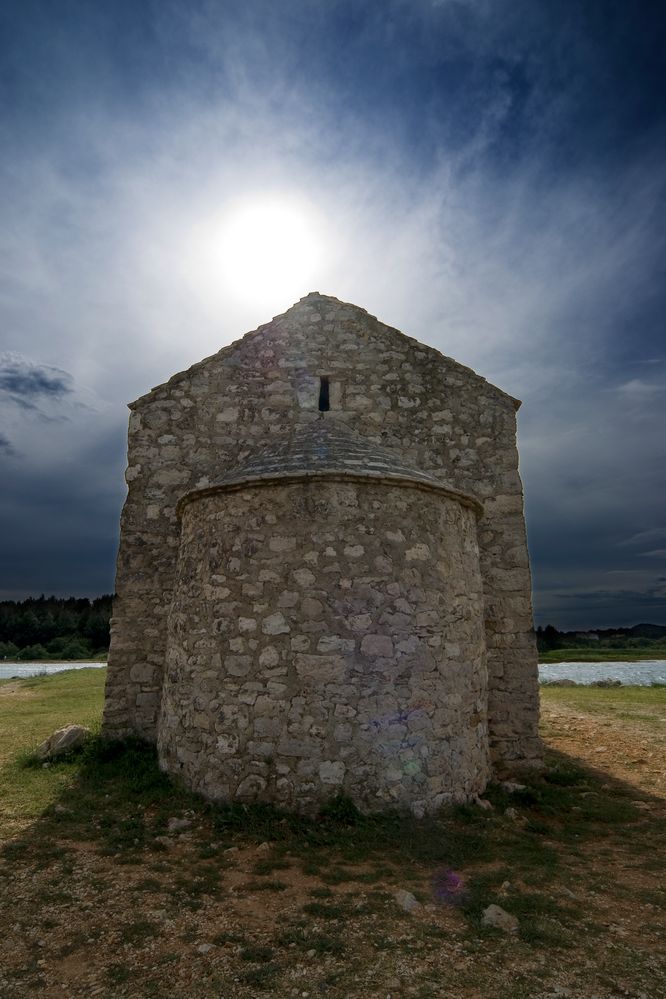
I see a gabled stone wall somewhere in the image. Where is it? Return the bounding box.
[103,293,541,771]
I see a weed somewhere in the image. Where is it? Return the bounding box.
[308,933,345,956]
[212,931,246,946]
[239,962,281,988]
[302,900,348,919]
[320,865,360,884]
[310,886,334,898]
[251,857,291,875]
[275,926,345,956]
[157,952,179,965]
[107,963,132,984]
[240,944,275,962]
[241,879,288,892]
[131,877,163,893]
[171,866,223,899]
[119,920,160,946]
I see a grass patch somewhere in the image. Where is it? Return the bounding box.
[275,924,346,956]
[240,944,274,962]
[0,668,106,833]
[302,900,350,919]
[119,920,160,946]
[310,886,334,898]
[251,857,291,875]
[241,879,288,892]
[541,682,666,709]
[107,963,132,985]
[239,963,281,989]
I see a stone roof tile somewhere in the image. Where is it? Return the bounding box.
[177,417,482,515]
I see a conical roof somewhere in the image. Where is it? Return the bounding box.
[177,417,481,515]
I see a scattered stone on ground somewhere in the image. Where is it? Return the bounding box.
[394,888,422,914]
[500,780,526,793]
[167,816,192,833]
[482,904,519,933]
[35,724,90,760]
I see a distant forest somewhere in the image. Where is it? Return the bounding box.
[0,595,112,661]
[2,594,665,662]
[536,622,666,651]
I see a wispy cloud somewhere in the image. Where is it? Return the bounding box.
[0,0,664,613]
[618,528,666,549]
[617,378,665,399]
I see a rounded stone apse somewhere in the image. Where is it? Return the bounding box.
[157,419,490,815]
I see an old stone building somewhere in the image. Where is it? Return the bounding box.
[103,293,541,815]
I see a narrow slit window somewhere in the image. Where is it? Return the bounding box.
[318,376,330,411]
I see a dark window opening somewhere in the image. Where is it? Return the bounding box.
[318,376,330,411]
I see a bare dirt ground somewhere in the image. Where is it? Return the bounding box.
[540,696,665,800]
[0,686,664,999]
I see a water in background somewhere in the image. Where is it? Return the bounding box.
[539,660,666,686]
[0,662,105,680]
[2,659,665,685]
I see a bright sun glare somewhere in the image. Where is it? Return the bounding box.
[190,196,323,309]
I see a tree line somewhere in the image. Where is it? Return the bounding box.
[0,595,113,661]
[536,622,666,652]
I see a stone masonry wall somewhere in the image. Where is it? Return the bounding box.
[103,293,540,769]
[157,479,490,814]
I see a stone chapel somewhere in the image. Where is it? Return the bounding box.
[103,293,541,816]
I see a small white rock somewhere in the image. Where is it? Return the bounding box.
[481,904,519,933]
[394,888,422,914]
[501,781,526,793]
[167,816,192,833]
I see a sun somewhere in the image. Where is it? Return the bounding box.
[188,195,324,309]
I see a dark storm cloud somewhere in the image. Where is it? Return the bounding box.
[0,421,125,599]
[0,433,18,457]
[0,0,664,622]
[0,355,73,400]
[0,353,73,421]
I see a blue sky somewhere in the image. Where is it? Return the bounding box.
[1,0,665,628]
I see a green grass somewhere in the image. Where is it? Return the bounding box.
[540,682,666,728]
[539,647,666,663]
[0,668,106,832]
[0,667,106,758]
